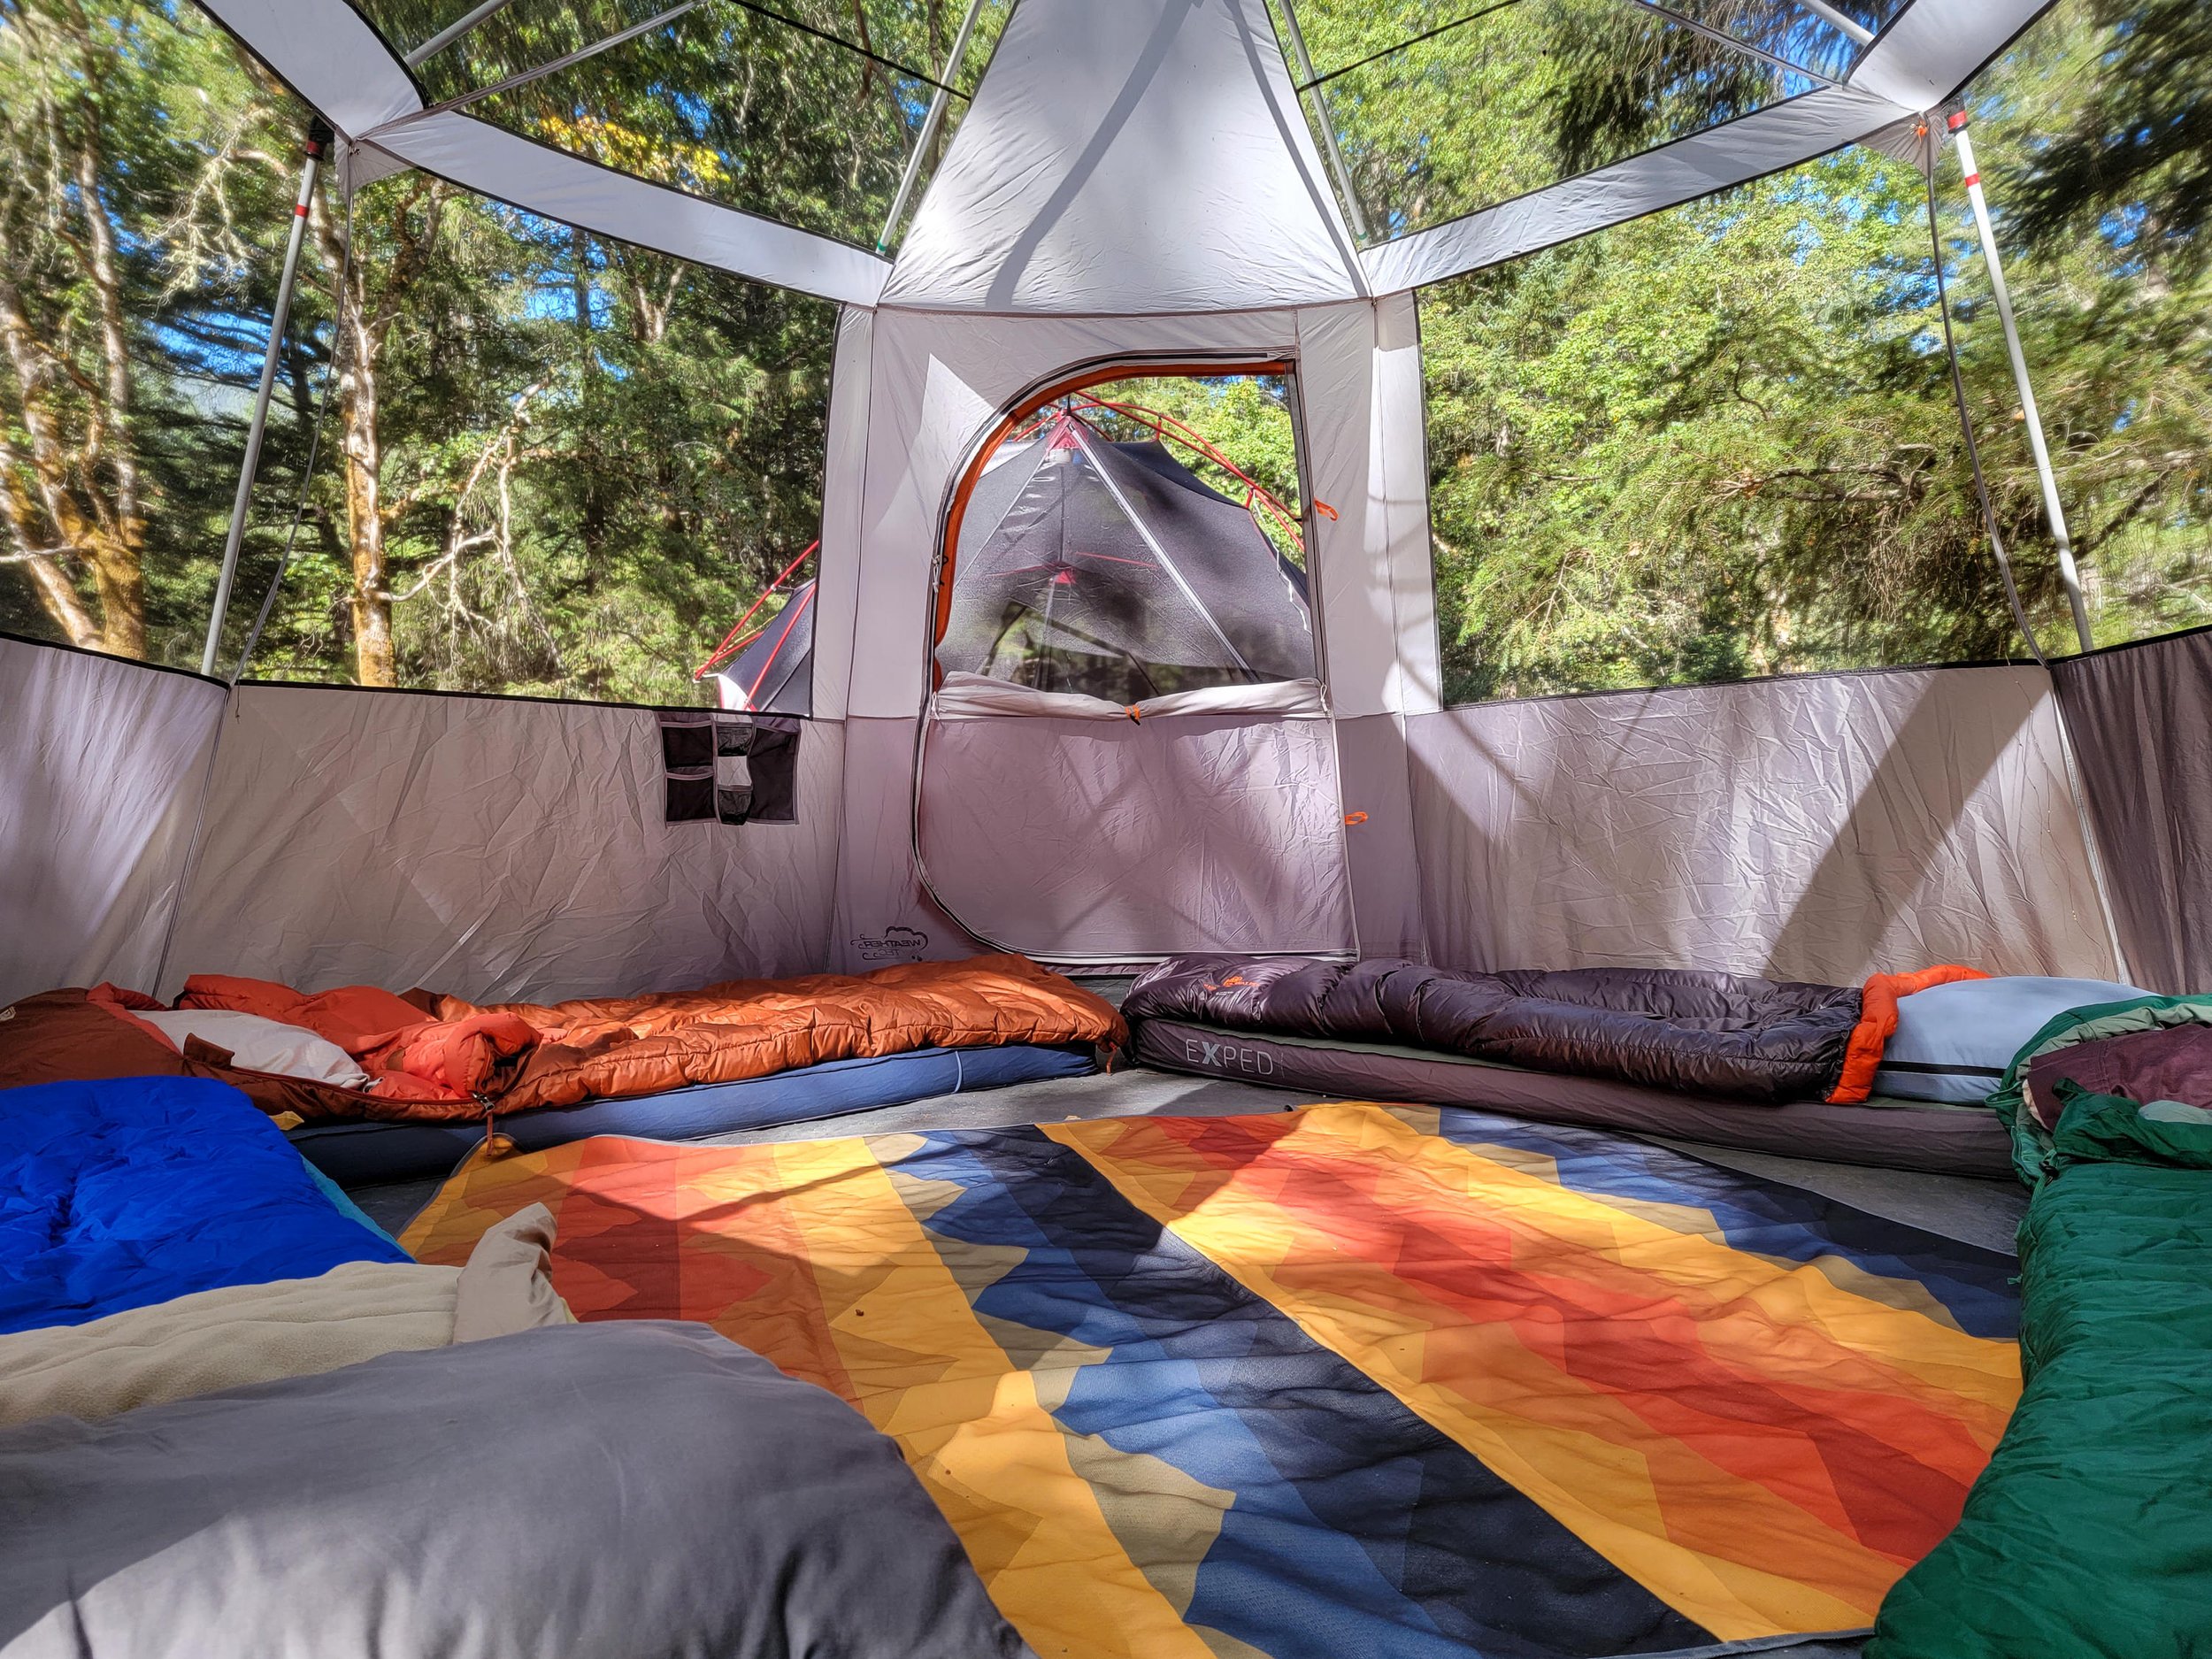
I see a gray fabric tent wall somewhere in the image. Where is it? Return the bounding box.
[164,684,844,1002]
[0,634,845,1008]
[0,626,2162,1010]
[1405,662,2123,986]
[2051,626,2212,993]
[0,637,223,1007]
[915,711,1355,961]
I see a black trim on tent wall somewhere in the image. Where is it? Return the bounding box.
[0,626,226,689]
[0,626,825,722]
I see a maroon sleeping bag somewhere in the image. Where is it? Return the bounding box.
[1123,956,1862,1103]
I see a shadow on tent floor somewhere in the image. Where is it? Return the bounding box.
[345,1064,2029,1260]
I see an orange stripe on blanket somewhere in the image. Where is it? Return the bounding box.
[1830,966,1989,1103]
[403,1136,1213,1659]
[1049,1104,2018,1641]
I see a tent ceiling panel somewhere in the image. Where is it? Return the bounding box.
[197,0,912,301]
[1358,82,1903,294]
[195,0,422,136]
[365,0,1004,96]
[880,0,1365,314]
[349,0,1003,253]
[362,112,890,305]
[1848,0,2056,111]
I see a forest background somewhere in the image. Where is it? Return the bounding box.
[0,0,2200,707]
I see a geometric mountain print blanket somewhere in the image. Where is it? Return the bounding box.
[403,1102,2020,1659]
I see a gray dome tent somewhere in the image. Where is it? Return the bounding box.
[937,411,1315,705]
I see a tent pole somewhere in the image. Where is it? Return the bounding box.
[1275,0,1371,243]
[878,0,989,251]
[200,121,327,678]
[1778,0,1872,46]
[405,0,526,66]
[1062,418,1256,678]
[1947,111,2095,655]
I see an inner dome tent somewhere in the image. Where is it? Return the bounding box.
[4,0,2191,1013]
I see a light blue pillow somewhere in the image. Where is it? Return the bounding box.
[1875,976,2147,1102]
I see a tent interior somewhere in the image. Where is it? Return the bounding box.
[3,0,2210,1655]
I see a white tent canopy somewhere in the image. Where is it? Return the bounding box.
[12,0,2175,1014]
[196,0,2054,310]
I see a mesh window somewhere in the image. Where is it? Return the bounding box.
[937,380,1317,705]
[1267,0,1899,245]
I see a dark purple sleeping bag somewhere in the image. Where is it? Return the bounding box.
[1123,956,1861,1102]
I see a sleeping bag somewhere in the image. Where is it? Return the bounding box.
[1869,1085,2212,1658]
[1124,956,1862,1102]
[0,1077,405,1335]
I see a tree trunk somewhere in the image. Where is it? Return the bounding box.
[0,429,98,647]
[340,296,394,687]
[71,139,148,659]
[313,196,400,687]
[0,274,120,650]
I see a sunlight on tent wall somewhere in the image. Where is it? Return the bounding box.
[0,0,840,706]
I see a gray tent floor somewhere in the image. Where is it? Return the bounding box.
[348,1063,2028,1254]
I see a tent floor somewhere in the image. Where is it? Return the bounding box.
[348,1062,2029,1256]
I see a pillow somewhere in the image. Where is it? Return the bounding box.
[137,1009,372,1090]
[1875,976,2147,1102]
[2024,1022,2212,1129]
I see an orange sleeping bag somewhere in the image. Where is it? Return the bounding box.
[180,955,1125,1119]
[179,974,537,1110]
[432,953,1126,1114]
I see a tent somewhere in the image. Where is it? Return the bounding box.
[1,0,2197,1007]
[938,409,1315,705]
[709,580,818,717]
[9,9,2212,1655]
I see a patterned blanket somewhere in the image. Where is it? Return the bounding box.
[404,1102,2020,1659]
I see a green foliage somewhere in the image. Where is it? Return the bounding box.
[1411,0,2212,703]
[0,0,839,704]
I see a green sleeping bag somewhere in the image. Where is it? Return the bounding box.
[1869,1084,2212,1658]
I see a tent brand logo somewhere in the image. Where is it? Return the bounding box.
[1186,1037,1277,1078]
[854,926,929,962]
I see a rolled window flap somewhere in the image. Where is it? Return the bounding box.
[933,672,1326,721]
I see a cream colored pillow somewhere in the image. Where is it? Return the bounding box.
[137,1008,373,1088]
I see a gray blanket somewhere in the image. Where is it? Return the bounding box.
[0,1321,1029,1659]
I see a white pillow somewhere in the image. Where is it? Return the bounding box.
[138,1010,372,1090]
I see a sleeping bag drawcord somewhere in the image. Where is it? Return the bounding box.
[480,1100,516,1161]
